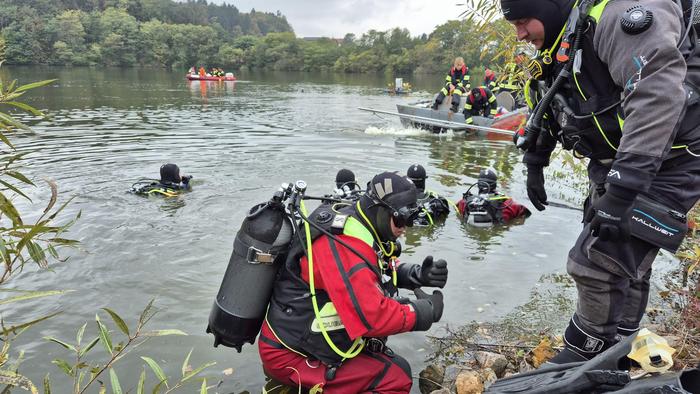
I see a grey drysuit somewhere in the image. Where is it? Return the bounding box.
[524,0,700,352]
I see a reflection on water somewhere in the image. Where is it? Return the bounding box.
[3,67,591,393]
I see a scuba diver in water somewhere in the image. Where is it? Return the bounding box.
[130,163,192,197]
[406,164,450,226]
[258,172,448,393]
[457,168,530,225]
[329,168,362,202]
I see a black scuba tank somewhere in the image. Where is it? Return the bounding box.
[207,195,294,352]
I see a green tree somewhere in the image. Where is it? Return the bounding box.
[50,10,88,65]
[99,8,139,66]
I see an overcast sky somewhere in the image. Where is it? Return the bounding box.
[210,0,466,37]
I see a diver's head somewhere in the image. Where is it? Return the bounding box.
[358,172,418,242]
[335,168,357,190]
[407,164,427,192]
[500,0,575,50]
[160,163,181,184]
[478,167,498,194]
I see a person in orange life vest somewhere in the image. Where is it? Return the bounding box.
[463,87,498,125]
[431,57,471,112]
[198,67,206,77]
[259,172,448,393]
[484,68,499,93]
[457,168,530,224]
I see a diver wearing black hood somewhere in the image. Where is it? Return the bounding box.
[501,0,700,366]
[261,171,449,392]
[406,164,450,227]
[130,163,192,197]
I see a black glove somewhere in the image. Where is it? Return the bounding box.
[414,288,444,322]
[419,256,448,288]
[526,164,548,211]
[585,186,635,242]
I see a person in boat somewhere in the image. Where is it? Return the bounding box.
[431,57,471,112]
[259,172,448,393]
[328,168,362,202]
[406,164,450,226]
[463,87,498,125]
[130,163,192,197]
[483,68,499,93]
[456,168,530,225]
[501,0,700,364]
[198,67,206,77]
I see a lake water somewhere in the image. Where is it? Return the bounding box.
[1,67,663,393]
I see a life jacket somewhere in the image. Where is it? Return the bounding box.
[265,204,395,366]
[448,65,469,86]
[532,0,700,161]
[131,181,189,197]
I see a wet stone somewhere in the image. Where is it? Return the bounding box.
[474,351,509,377]
[419,364,446,394]
[455,370,484,394]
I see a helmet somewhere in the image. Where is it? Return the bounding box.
[359,172,419,242]
[407,164,427,191]
[500,0,576,49]
[478,167,498,193]
[160,163,181,184]
[335,168,356,189]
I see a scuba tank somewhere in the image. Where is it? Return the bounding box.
[206,182,305,352]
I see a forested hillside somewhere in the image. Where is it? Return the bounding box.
[0,0,513,74]
[0,0,292,67]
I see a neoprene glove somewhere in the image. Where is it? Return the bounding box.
[586,186,635,242]
[414,288,444,322]
[419,256,448,288]
[526,164,548,211]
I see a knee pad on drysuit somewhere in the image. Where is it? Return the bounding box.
[549,315,617,364]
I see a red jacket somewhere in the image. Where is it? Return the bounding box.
[299,234,416,339]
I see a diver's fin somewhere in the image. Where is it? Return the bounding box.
[485,333,637,393]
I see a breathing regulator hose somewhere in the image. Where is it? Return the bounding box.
[517,0,590,151]
[282,180,367,360]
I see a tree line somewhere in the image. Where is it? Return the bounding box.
[0,0,513,74]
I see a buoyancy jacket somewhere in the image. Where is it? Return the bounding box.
[524,0,700,194]
[265,205,421,367]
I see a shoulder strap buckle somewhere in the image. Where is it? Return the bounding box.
[331,214,348,234]
[247,246,274,265]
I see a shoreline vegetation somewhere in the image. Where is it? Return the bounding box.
[0,0,511,75]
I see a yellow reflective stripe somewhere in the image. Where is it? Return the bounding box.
[488,95,496,103]
[454,90,463,96]
[342,216,374,248]
[466,117,474,124]
[421,208,434,225]
[589,0,611,22]
[445,75,452,82]
[524,79,534,110]
[592,115,618,151]
[301,201,364,361]
[440,87,449,95]
[488,196,509,201]
[465,103,472,110]
[490,109,498,115]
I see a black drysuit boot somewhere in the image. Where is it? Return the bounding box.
[548,315,617,364]
[432,91,446,110]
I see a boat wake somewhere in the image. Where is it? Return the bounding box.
[363,126,454,137]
